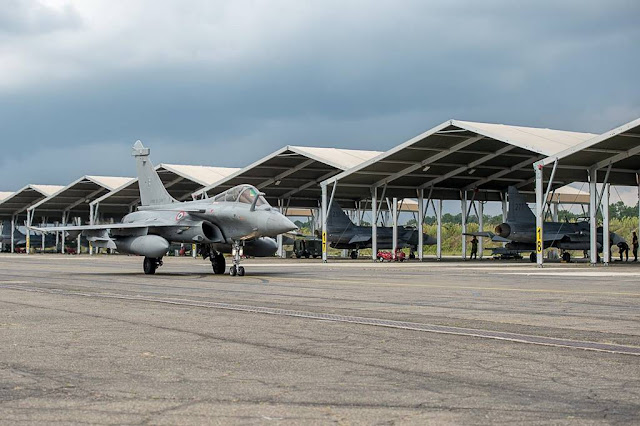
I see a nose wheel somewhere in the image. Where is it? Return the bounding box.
[229,241,246,276]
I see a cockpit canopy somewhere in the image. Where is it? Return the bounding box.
[212,184,269,208]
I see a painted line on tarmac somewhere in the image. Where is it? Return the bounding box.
[2,283,639,356]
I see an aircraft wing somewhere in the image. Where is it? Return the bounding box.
[463,231,495,238]
[137,206,206,213]
[348,235,372,244]
[30,222,175,233]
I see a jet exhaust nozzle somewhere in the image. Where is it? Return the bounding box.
[495,223,511,239]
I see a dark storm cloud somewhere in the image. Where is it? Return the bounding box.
[0,0,638,191]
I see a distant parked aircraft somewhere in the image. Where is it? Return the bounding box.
[325,202,435,259]
[465,186,625,262]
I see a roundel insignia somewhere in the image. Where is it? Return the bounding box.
[176,211,186,221]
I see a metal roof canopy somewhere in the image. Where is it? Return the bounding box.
[0,185,63,221]
[537,117,640,186]
[533,117,640,267]
[321,119,596,202]
[194,146,382,208]
[90,164,240,218]
[28,176,134,223]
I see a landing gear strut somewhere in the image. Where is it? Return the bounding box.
[143,257,163,275]
[229,240,245,276]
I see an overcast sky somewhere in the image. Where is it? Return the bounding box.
[0,0,638,207]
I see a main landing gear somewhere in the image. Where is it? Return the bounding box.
[229,240,245,276]
[200,245,226,275]
[143,257,163,275]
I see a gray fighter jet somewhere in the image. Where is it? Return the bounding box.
[325,202,436,259]
[33,141,297,276]
[466,186,625,262]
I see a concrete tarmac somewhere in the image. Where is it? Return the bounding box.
[0,254,639,424]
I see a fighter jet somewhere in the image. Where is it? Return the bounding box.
[325,202,436,259]
[33,141,297,276]
[466,186,625,262]
[1,221,57,251]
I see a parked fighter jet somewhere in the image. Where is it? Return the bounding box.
[33,141,297,276]
[466,186,624,262]
[1,221,57,250]
[325,202,436,259]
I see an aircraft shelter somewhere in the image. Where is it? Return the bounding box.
[0,185,63,252]
[318,119,602,261]
[534,117,640,266]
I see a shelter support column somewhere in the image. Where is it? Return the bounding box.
[10,215,15,253]
[321,184,327,263]
[502,191,508,248]
[436,199,442,260]
[552,203,559,222]
[41,219,45,253]
[602,183,610,266]
[55,221,59,252]
[61,212,67,254]
[478,201,484,259]
[25,210,31,255]
[417,189,424,261]
[589,167,598,266]
[535,164,544,267]
[371,187,377,261]
[392,197,398,259]
[461,192,467,260]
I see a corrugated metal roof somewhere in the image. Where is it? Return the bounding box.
[194,145,382,206]
[289,146,382,171]
[159,164,240,186]
[0,184,66,218]
[321,119,596,202]
[86,176,136,191]
[536,117,640,187]
[31,185,65,197]
[453,120,596,155]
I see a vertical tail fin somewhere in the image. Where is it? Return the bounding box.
[327,202,354,230]
[132,140,176,206]
[1,220,10,238]
[506,186,535,223]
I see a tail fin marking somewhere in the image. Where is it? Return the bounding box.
[506,186,535,223]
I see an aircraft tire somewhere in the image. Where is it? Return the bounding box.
[212,254,226,274]
[350,251,358,259]
[237,266,245,276]
[230,265,237,276]
[562,252,571,262]
[529,252,536,263]
[143,257,157,275]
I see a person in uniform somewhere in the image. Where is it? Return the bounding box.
[618,241,629,262]
[470,236,478,260]
[632,231,638,262]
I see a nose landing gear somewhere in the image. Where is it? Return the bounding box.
[229,240,245,276]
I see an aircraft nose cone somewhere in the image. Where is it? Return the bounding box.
[267,213,298,236]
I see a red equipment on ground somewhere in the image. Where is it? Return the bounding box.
[376,249,406,262]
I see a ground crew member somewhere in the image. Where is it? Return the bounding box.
[633,232,638,262]
[470,236,478,260]
[618,241,629,262]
